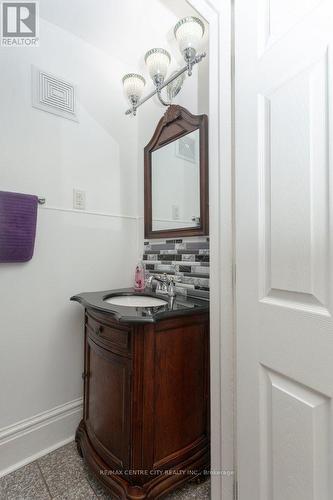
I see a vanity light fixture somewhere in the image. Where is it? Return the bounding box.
[174,17,205,76]
[122,73,146,116]
[123,16,206,116]
[145,48,171,87]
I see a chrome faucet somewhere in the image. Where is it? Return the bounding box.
[145,274,165,293]
[146,273,180,297]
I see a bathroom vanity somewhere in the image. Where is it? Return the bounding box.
[71,289,210,499]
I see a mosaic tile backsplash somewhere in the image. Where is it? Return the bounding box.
[143,236,210,300]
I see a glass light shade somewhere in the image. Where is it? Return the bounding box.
[166,71,186,100]
[122,73,145,101]
[174,16,205,53]
[144,48,171,83]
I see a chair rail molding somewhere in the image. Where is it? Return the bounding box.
[187,1,234,499]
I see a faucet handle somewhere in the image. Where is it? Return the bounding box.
[145,275,154,288]
[167,277,180,297]
[169,275,181,284]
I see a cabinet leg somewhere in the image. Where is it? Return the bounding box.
[76,439,83,458]
[75,420,85,458]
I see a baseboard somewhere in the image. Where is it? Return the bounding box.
[0,398,83,478]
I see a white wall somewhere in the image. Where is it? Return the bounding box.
[0,19,139,475]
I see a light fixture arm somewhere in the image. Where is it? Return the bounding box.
[185,49,206,77]
[125,52,206,115]
[157,88,171,107]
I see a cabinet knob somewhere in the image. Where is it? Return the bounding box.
[95,326,103,335]
[82,372,88,380]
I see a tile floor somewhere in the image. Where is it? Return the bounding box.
[0,442,210,499]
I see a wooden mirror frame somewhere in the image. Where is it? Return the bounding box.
[144,105,209,239]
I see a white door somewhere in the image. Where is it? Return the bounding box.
[235,1,333,499]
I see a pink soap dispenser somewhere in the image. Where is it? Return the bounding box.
[134,261,145,291]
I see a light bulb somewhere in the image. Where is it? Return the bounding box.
[122,73,145,104]
[144,48,171,87]
[174,17,204,56]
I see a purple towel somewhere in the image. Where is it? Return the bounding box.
[0,191,38,263]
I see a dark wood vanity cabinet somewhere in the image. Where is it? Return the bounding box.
[76,308,210,499]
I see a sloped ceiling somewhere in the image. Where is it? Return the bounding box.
[39,0,207,70]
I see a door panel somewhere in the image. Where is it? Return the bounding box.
[258,52,330,314]
[260,367,329,500]
[236,1,333,498]
[258,0,323,55]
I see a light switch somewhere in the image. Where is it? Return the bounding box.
[73,189,86,210]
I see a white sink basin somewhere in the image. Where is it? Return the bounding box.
[104,295,168,308]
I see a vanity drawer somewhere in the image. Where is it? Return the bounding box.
[85,310,131,356]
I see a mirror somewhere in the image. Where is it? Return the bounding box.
[152,129,200,231]
[144,105,208,239]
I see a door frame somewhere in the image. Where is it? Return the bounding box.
[187,1,235,499]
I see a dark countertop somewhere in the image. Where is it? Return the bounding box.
[70,288,209,324]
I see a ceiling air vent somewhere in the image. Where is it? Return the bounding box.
[32,65,78,122]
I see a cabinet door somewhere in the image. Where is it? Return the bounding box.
[142,316,209,469]
[85,337,131,470]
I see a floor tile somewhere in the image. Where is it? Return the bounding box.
[164,479,211,499]
[38,442,87,497]
[87,471,210,500]
[52,477,96,500]
[0,462,51,500]
[0,441,210,500]
[85,470,115,499]
[93,494,113,500]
